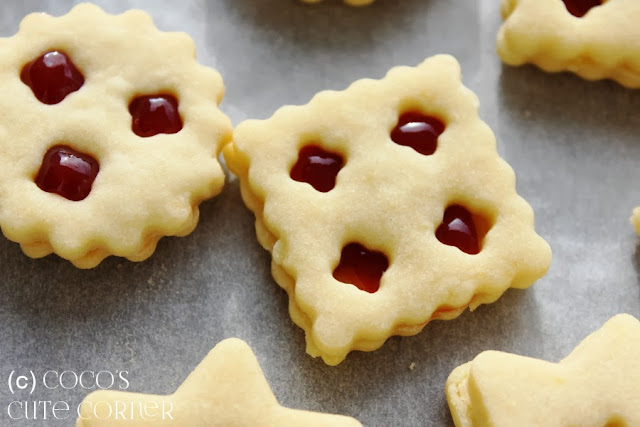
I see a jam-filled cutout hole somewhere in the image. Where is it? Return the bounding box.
[20,50,85,105]
[603,418,626,427]
[391,111,446,156]
[436,205,491,255]
[290,145,344,193]
[333,243,389,294]
[562,0,604,17]
[35,145,100,201]
[129,94,183,138]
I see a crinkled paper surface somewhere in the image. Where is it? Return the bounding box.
[0,1,639,426]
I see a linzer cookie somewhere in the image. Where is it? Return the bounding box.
[224,54,551,365]
[76,338,362,427]
[498,0,640,88]
[446,314,640,427]
[0,3,232,268]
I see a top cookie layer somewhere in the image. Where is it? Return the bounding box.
[225,54,551,365]
[0,3,232,268]
[498,0,640,88]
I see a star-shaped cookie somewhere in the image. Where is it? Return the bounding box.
[498,0,640,88]
[446,314,640,427]
[76,338,361,426]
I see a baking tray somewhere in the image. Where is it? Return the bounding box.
[1,0,639,426]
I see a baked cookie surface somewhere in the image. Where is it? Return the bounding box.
[631,207,640,235]
[446,314,640,427]
[224,54,551,365]
[498,0,640,88]
[76,338,361,426]
[300,0,374,6]
[0,3,232,268]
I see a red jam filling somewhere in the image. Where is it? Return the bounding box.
[436,205,481,255]
[333,243,389,293]
[20,51,85,105]
[562,0,602,17]
[35,145,99,201]
[290,145,344,193]
[129,94,183,137]
[391,112,445,156]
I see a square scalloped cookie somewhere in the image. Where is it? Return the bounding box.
[0,3,232,268]
[224,54,551,365]
[77,338,362,426]
[446,314,640,427]
[498,0,640,88]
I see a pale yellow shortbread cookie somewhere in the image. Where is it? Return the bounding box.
[224,54,551,365]
[630,207,640,235]
[446,314,640,427]
[300,0,374,6]
[0,3,232,268]
[498,0,640,88]
[76,338,361,426]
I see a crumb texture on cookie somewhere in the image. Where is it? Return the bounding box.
[75,338,362,427]
[0,3,232,268]
[446,314,640,427]
[224,54,551,365]
[497,0,640,88]
[300,0,375,6]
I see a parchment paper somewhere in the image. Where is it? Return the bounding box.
[1,1,639,426]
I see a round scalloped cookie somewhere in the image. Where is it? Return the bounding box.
[498,0,640,88]
[0,3,232,268]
